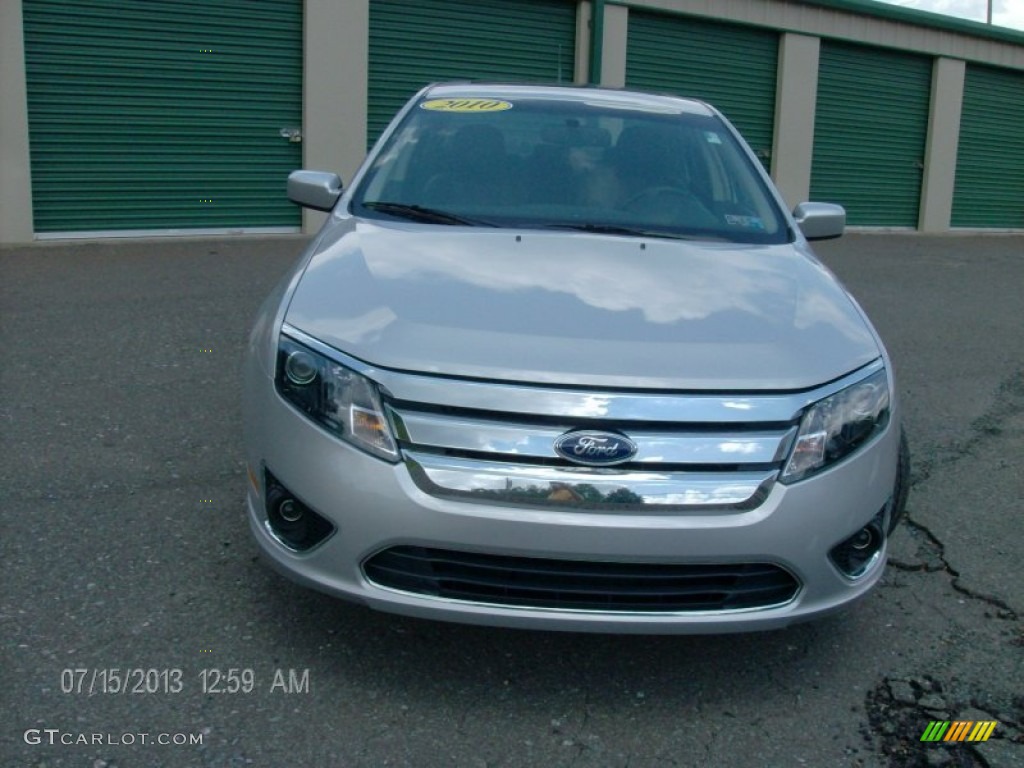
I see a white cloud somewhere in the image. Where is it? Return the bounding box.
[874,0,1024,30]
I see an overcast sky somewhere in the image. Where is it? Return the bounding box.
[873,0,1024,29]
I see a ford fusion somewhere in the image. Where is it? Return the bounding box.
[243,84,909,633]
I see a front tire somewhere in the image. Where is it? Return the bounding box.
[888,429,911,534]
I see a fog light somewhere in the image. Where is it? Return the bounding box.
[829,509,886,579]
[263,470,335,551]
[850,528,874,551]
[278,498,303,523]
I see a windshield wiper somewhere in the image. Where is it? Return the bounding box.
[362,201,495,227]
[542,222,696,240]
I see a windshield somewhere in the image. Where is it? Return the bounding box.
[351,94,790,244]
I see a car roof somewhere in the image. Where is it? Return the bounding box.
[422,82,717,117]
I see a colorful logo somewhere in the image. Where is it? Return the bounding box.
[920,721,997,742]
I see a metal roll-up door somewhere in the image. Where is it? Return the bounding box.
[625,11,778,163]
[810,41,931,227]
[23,0,302,235]
[368,0,577,147]
[952,64,1024,229]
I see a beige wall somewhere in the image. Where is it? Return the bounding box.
[0,1,35,244]
[601,4,629,87]
[574,2,592,83]
[771,34,821,209]
[919,58,966,232]
[302,0,369,233]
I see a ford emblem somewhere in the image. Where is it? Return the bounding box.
[554,430,638,467]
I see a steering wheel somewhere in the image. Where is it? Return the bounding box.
[621,186,697,213]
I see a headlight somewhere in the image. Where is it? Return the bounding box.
[275,336,399,462]
[781,369,889,483]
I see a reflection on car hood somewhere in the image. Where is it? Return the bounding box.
[285,218,880,390]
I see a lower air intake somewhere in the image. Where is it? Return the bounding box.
[364,546,799,613]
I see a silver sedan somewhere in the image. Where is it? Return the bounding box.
[243,83,909,633]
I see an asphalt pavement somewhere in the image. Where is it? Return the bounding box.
[1,232,1022,767]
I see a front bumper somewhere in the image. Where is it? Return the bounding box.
[243,366,899,634]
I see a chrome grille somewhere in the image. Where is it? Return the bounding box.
[387,398,799,511]
[391,407,794,465]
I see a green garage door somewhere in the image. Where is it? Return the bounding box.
[23,0,302,234]
[952,64,1024,228]
[368,0,577,147]
[810,41,931,227]
[625,11,778,162]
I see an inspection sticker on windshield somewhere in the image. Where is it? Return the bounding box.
[420,98,513,113]
[725,214,765,230]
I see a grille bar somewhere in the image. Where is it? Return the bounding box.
[389,405,796,465]
[364,546,799,613]
[405,452,777,510]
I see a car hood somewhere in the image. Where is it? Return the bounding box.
[284,219,880,390]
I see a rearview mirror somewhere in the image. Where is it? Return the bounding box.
[793,202,846,241]
[287,170,343,211]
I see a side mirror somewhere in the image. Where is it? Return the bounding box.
[793,202,846,241]
[287,170,343,211]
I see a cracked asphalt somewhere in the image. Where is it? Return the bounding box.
[1,233,1021,767]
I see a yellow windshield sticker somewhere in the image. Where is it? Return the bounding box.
[420,98,513,113]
